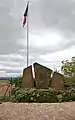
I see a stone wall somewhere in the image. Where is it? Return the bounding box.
[51,72,64,90]
[33,63,52,89]
[22,65,34,88]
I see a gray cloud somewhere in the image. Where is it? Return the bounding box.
[28,0,75,55]
[40,0,75,31]
[29,38,75,55]
[36,0,75,51]
[0,0,25,54]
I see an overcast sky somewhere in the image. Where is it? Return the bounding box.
[0,0,75,77]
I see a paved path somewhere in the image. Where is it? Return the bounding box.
[0,102,75,120]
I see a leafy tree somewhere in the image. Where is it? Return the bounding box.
[61,56,75,77]
[61,57,75,88]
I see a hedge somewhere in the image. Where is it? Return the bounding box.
[9,87,75,103]
[0,87,75,103]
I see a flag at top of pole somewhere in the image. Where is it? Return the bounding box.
[23,2,29,27]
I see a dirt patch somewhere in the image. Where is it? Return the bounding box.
[0,102,75,120]
[0,84,11,96]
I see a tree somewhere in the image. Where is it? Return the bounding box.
[61,57,75,77]
[61,57,75,88]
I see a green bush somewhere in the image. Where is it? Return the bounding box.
[0,96,10,102]
[62,88,75,102]
[10,88,58,103]
[64,76,75,89]
[9,87,75,103]
[8,76,22,88]
[1,87,75,103]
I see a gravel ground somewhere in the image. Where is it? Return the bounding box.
[0,102,75,120]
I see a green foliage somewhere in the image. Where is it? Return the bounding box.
[62,88,75,102]
[9,88,75,103]
[61,57,75,77]
[0,96,10,102]
[10,88,58,103]
[64,76,75,89]
[61,57,75,89]
[8,76,22,88]
[0,87,75,103]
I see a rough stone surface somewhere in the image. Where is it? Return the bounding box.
[51,72,64,90]
[0,102,75,120]
[22,65,34,88]
[34,63,52,89]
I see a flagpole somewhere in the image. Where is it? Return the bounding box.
[27,1,29,67]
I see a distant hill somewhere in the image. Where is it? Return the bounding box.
[0,77,9,80]
[0,77,15,80]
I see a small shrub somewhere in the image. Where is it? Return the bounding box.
[8,76,22,88]
[0,96,10,102]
